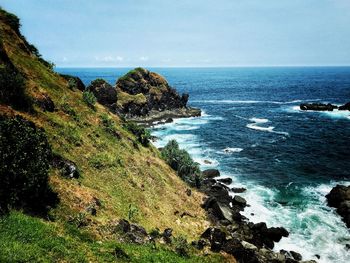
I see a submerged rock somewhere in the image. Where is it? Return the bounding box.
[218,177,233,185]
[339,102,350,111]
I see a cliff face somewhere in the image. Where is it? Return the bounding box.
[0,8,222,262]
[87,67,201,123]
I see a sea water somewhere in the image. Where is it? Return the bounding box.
[57,67,350,263]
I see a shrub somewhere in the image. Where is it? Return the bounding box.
[100,114,117,135]
[161,140,202,187]
[123,121,151,147]
[173,236,190,258]
[0,115,58,215]
[127,204,139,222]
[0,67,32,111]
[68,78,77,90]
[83,90,97,109]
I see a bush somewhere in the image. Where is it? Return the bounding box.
[68,78,77,90]
[161,140,201,187]
[83,90,97,109]
[123,121,151,147]
[0,115,58,215]
[0,67,32,111]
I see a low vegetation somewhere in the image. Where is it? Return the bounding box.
[123,121,151,146]
[0,115,58,215]
[161,140,202,187]
[83,90,97,109]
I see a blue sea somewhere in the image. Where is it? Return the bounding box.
[57,67,350,263]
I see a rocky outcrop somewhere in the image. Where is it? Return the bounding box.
[326,185,350,228]
[300,102,350,111]
[339,102,350,111]
[300,103,337,111]
[115,68,200,122]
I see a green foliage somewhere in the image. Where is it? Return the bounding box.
[89,153,115,169]
[90,78,106,86]
[161,140,202,187]
[123,121,151,147]
[100,113,117,136]
[128,204,139,222]
[0,115,58,214]
[68,78,77,90]
[83,90,97,109]
[0,66,32,111]
[173,236,190,258]
[0,7,21,34]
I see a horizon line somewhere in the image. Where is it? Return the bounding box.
[55,65,350,69]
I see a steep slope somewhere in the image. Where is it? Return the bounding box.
[0,8,230,262]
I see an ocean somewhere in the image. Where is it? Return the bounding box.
[57,67,350,263]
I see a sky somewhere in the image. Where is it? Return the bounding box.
[1,0,350,67]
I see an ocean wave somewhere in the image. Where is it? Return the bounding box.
[246,118,290,136]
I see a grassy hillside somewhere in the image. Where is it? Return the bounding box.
[0,8,232,262]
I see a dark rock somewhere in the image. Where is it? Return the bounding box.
[218,178,233,185]
[290,250,302,261]
[202,183,233,206]
[315,254,320,259]
[231,187,247,193]
[203,197,240,222]
[60,74,86,91]
[232,195,247,207]
[326,184,350,227]
[36,93,55,112]
[162,228,173,243]
[202,169,220,179]
[266,227,289,242]
[223,238,260,263]
[300,102,338,111]
[192,239,208,250]
[165,117,173,123]
[185,188,192,196]
[87,79,117,108]
[201,227,227,252]
[52,155,80,179]
[116,219,131,233]
[346,244,350,250]
[339,102,350,111]
[114,246,130,260]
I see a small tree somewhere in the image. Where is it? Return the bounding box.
[161,140,202,187]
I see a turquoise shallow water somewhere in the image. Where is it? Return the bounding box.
[57,67,350,262]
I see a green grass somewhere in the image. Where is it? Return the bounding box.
[0,212,224,263]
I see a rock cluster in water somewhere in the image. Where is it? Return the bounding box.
[326,185,350,228]
[85,68,200,123]
[195,169,316,263]
[300,102,350,111]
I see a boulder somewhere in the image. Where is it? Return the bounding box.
[326,185,350,227]
[265,227,289,242]
[202,169,220,178]
[202,183,233,206]
[87,79,117,107]
[201,227,227,252]
[162,228,173,243]
[60,74,86,91]
[218,178,233,185]
[35,93,55,112]
[52,155,80,179]
[300,103,337,111]
[231,187,247,193]
[232,195,247,208]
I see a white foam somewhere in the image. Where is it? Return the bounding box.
[223,147,243,153]
[246,118,289,136]
[240,181,350,263]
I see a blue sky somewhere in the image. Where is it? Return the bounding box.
[2,0,350,67]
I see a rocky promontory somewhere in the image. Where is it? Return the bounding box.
[326,185,350,228]
[87,67,201,124]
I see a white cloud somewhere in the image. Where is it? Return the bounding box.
[95,55,124,62]
[139,56,149,61]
